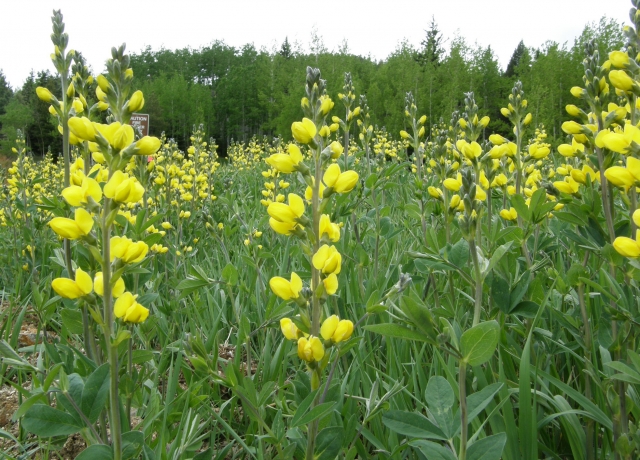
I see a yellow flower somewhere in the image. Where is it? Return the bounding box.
[489,134,506,145]
[291,118,317,144]
[104,171,145,203]
[475,185,487,201]
[320,315,340,340]
[36,87,55,103]
[51,268,93,299]
[134,136,162,155]
[613,236,640,258]
[110,236,149,263]
[553,177,580,195]
[499,207,518,221]
[329,141,343,159]
[266,144,304,173]
[320,315,353,343]
[633,209,640,228]
[49,208,93,239]
[128,90,145,112]
[609,51,630,68]
[95,122,134,151]
[297,336,324,362]
[280,318,299,340]
[323,273,338,295]
[93,272,126,298]
[114,292,149,323]
[609,70,635,92]
[61,176,102,207]
[443,173,462,192]
[319,214,341,242]
[604,166,635,189]
[323,164,359,193]
[269,272,303,300]
[68,117,97,142]
[267,193,305,224]
[312,245,342,275]
[428,186,443,199]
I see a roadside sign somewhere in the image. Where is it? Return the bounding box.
[131,113,150,136]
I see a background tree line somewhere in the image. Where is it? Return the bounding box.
[0,17,624,157]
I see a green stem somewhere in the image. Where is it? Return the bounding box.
[102,198,122,460]
[458,360,468,460]
[469,239,483,327]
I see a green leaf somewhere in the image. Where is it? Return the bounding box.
[605,361,640,385]
[491,274,510,314]
[315,426,344,460]
[483,242,513,279]
[176,278,210,297]
[81,363,110,423]
[460,321,499,366]
[122,431,145,460]
[76,444,113,460]
[425,376,455,438]
[382,410,447,440]
[409,440,457,460]
[22,404,83,437]
[363,324,434,343]
[292,402,335,427]
[453,383,503,435]
[60,308,85,335]
[467,433,507,460]
[448,239,469,268]
[222,263,239,286]
[510,301,540,318]
[510,194,530,222]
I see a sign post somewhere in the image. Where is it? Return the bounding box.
[131,113,150,136]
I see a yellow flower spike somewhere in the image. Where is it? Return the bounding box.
[269,272,303,300]
[291,118,317,144]
[321,315,340,340]
[500,207,518,221]
[604,166,635,189]
[613,237,640,258]
[312,245,342,275]
[49,208,94,239]
[323,273,339,295]
[332,320,354,343]
[297,336,324,362]
[280,318,299,340]
[113,292,149,323]
[93,272,126,298]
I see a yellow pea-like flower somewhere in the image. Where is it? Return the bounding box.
[604,166,635,189]
[500,207,518,221]
[267,193,305,224]
[613,236,640,258]
[319,214,340,242]
[312,245,342,275]
[114,292,149,323]
[93,272,126,298]
[135,136,162,156]
[609,70,635,92]
[110,236,149,263]
[61,176,102,207]
[269,272,303,300]
[321,315,340,340]
[36,87,55,103]
[51,267,93,299]
[49,208,94,239]
[323,273,338,295]
[291,118,317,144]
[297,336,324,362]
[332,320,354,343]
[128,90,145,112]
[280,318,299,340]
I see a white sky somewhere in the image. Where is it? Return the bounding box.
[0,0,631,90]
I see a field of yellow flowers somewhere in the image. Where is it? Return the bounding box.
[4,4,640,460]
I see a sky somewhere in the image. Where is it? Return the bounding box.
[0,0,632,90]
